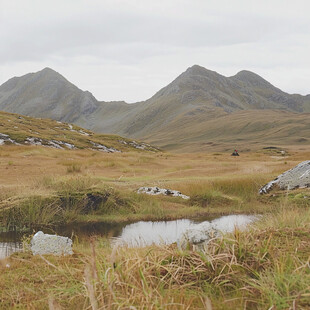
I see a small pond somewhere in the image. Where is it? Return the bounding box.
[0,231,24,259]
[0,214,257,259]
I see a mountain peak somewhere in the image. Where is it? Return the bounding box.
[187,64,205,72]
[0,66,98,122]
[185,65,220,77]
[38,67,63,77]
[41,67,55,72]
[235,70,262,79]
[233,70,272,87]
[34,67,71,86]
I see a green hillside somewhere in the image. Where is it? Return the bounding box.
[0,111,159,152]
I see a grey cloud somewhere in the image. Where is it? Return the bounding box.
[0,0,309,101]
[1,1,306,63]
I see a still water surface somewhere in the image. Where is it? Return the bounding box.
[0,214,257,259]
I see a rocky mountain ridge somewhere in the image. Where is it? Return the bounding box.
[0,65,309,151]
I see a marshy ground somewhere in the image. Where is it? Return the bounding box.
[0,145,309,309]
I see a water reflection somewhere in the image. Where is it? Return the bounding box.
[0,231,23,259]
[115,215,257,247]
[51,222,126,239]
[117,219,194,247]
[0,242,22,258]
[0,214,257,259]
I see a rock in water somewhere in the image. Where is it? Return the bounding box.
[177,222,219,251]
[31,231,73,256]
[178,215,258,251]
[260,160,310,194]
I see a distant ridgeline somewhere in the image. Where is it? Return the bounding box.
[0,66,309,152]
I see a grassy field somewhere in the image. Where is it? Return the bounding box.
[0,144,309,309]
[1,144,308,229]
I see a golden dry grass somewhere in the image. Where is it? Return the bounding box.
[0,144,310,309]
[0,145,309,226]
[2,145,309,189]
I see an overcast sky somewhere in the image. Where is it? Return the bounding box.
[1,0,310,102]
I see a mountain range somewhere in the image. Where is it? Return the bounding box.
[0,65,309,151]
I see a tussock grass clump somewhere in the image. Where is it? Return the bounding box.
[66,163,82,173]
[58,160,84,173]
[287,192,310,208]
[178,176,267,202]
[0,188,136,230]
[0,196,68,229]
[190,189,233,208]
[41,176,101,193]
[177,177,270,214]
[211,177,266,201]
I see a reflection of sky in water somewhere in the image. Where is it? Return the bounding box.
[117,214,257,247]
[211,214,257,232]
[0,242,22,259]
[117,219,195,247]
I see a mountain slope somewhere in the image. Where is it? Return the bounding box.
[0,65,309,151]
[142,109,310,152]
[0,111,159,152]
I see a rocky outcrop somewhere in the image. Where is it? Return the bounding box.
[119,140,159,152]
[25,137,76,149]
[137,187,190,199]
[68,124,91,136]
[259,160,310,194]
[31,231,73,256]
[0,133,18,145]
[90,141,120,153]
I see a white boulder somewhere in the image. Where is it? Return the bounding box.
[260,160,310,194]
[137,186,190,199]
[31,231,73,256]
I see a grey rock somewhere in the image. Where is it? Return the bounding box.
[31,231,73,256]
[137,186,190,199]
[0,133,18,145]
[25,137,43,145]
[90,141,120,153]
[25,137,76,149]
[47,140,64,149]
[178,214,258,251]
[260,160,310,194]
[177,222,219,251]
[78,129,90,136]
[48,140,76,149]
[119,140,159,152]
